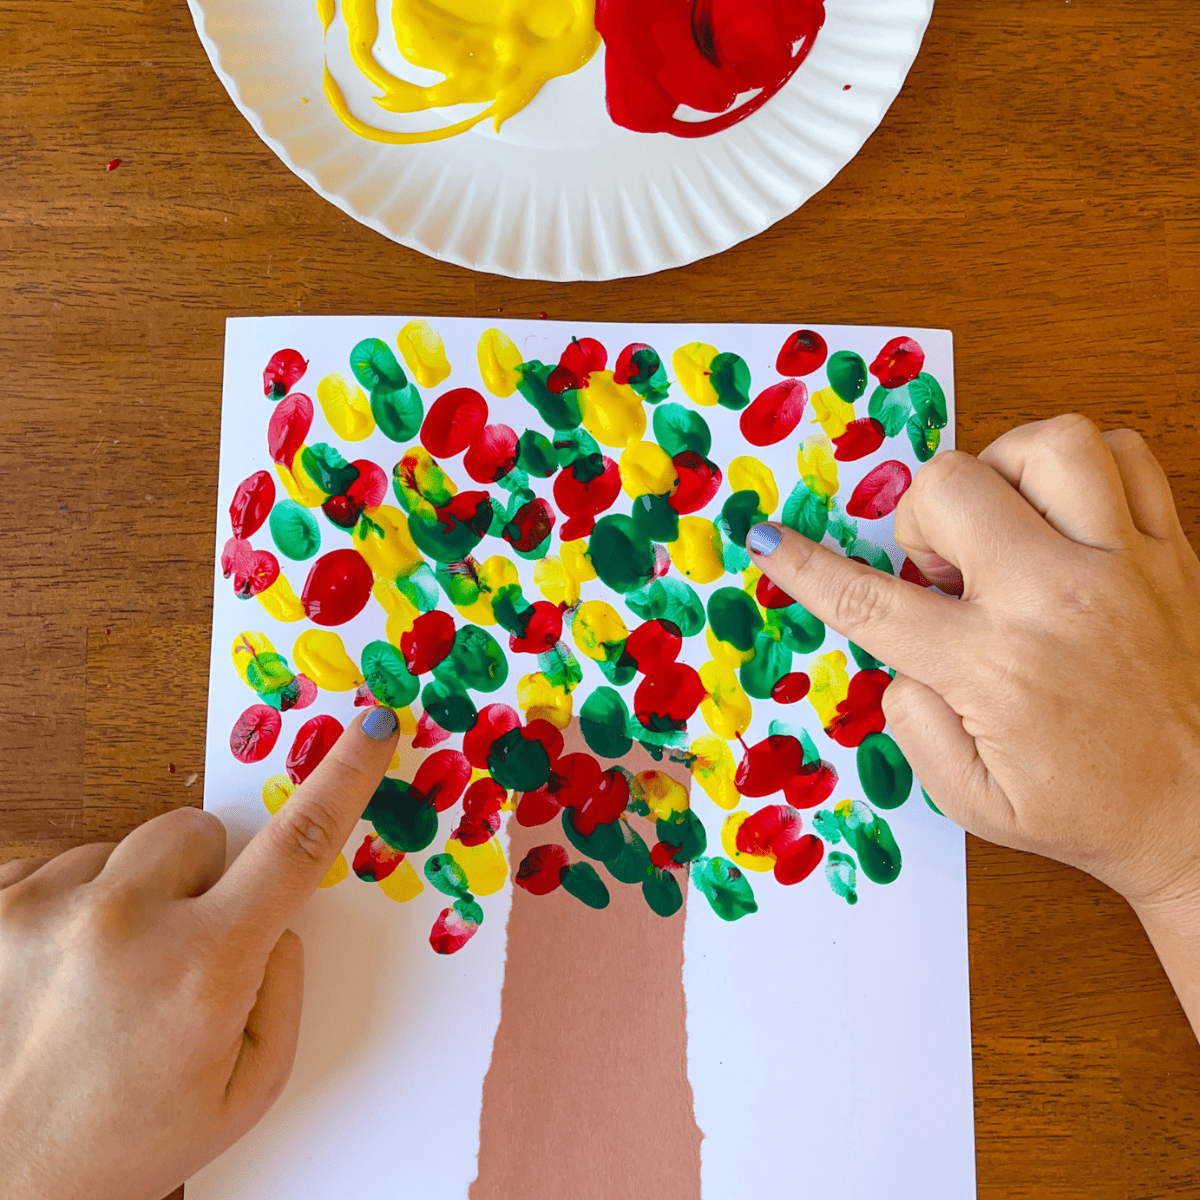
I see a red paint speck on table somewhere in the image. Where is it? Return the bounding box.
[106,158,121,170]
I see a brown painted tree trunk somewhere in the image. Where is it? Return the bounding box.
[471,736,703,1200]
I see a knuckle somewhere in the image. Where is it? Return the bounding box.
[271,797,342,867]
[162,804,226,847]
[829,571,890,632]
[1040,412,1099,457]
[880,674,917,722]
[911,450,974,500]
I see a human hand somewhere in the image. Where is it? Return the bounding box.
[0,707,399,1200]
[748,415,1200,1013]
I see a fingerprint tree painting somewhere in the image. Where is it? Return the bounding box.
[221,319,950,954]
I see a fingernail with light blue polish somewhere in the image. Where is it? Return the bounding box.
[362,707,399,740]
[747,523,783,557]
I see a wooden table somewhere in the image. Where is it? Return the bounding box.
[3,0,1199,1195]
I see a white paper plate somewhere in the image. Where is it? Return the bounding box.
[188,0,933,280]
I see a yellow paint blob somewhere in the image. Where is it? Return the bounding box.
[396,320,451,388]
[354,505,424,579]
[232,631,291,693]
[262,773,295,815]
[256,573,306,623]
[561,539,596,583]
[323,0,600,144]
[373,575,421,636]
[292,629,364,691]
[319,853,349,888]
[572,600,629,661]
[579,370,646,448]
[533,555,578,607]
[689,733,740,810]
[517,672,573,728]
[672,343,719,407]
[706,625,755,669]
[721,811,775,873]
[394,449,457,521]
[670,517,725,584]
[274,452,327,508]
[699,660,752,739]
[619,440,677,500]
[808,650,850,727]
[445,835,508,896]
[477,328,524,397]
[316,372,375,441]
[379,858,424,903]
[798,435,839,502]
[632,770,689,820]
[809,386,856,440]
[728,456,778,515]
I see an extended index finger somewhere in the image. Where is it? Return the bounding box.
[748,522,979,690]
[202,707,399,959]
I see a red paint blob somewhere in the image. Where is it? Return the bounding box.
[353,834,404,882]
[774,833,824,885]
[740,379,808,446]
[735,734,803,797]
[825,669,891,747]
[553,456,622,541]
[286,714,344,784]
[515,844,570,895]
[263,349,308,399]
[668,451,723,514]
[845,460,912,519]
[221,538,280,598]
[464,423,519,484]
[784,760,837,808]
[230,704,283,763]
[300,549,373,625]
[625,619,683,672]
[516,787,563,827]
[455,778,507,845]
[755,574,796,609]
[771,671,811,704]
[463,704,522,768]
[736,803,804,858]
[106,158,121,171]
[421,388,489,457]
[401,610,458,674]
[900,556,933,588]
[509,601,564,655]
[573,767,629,837]
[430,905,481,954]
[869,336,925,389]
[347,459,388,509]
[549,337,607,393]
[776,329,828,376]
[412,749,472,812]
[634,662,706,731]
[833,417,887,462]
[267,392,314,469]
[503,497,556,553]
[596,0,826,137]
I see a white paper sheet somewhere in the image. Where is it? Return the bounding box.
[192,315,974,1200]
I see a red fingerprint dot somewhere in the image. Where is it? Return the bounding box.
[285,714,344,784]
[740,379,808,447]
[776,330,828,377]
[230,470,276,539]
[300,549,373,625]
[515,844,570,895]
[421,389,489,458]
[845,460,912,520]
[229,704,282,764]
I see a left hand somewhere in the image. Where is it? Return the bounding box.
[0,708,398,1200]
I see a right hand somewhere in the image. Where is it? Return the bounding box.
[749,414,1200,922]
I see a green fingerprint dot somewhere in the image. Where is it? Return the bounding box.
[269,500,321,561]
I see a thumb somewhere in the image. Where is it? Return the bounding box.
[224,929,305,1133]
[882,673,1017,844]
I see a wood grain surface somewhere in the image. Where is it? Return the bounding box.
[3,0,1199,1196]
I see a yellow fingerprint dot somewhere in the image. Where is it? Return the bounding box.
[379,858,424,903]
[670,517,724,584]
[672,342,719,407]
[292,629,363,692]
[397,320,451,389]
[721,812,776,873]
[445,835,508,896]
[319,853,349,888]
[478,328,523,397]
